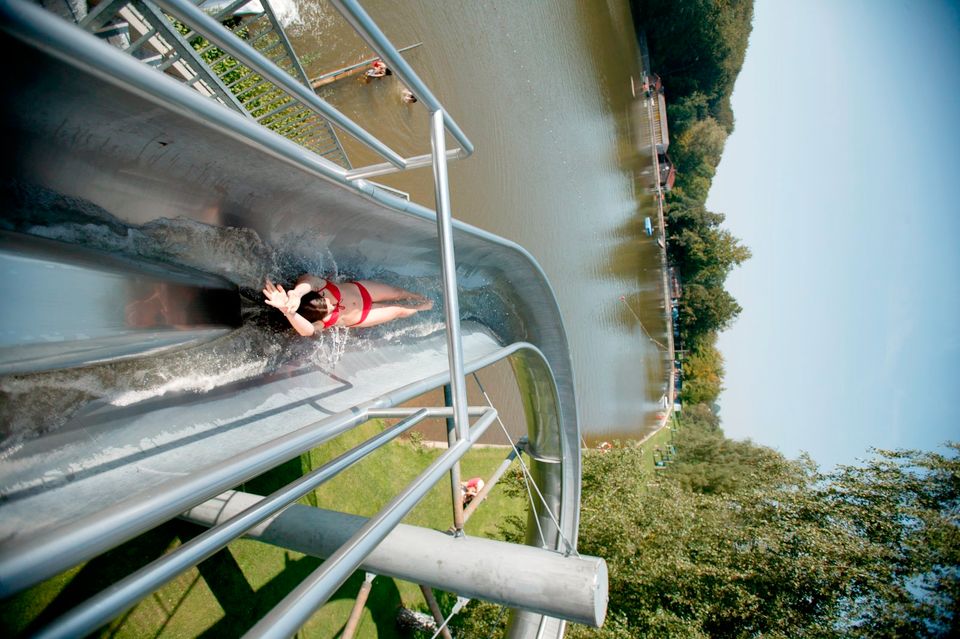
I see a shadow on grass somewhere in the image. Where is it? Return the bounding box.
[9,517,403,639]
[193,549,403,638]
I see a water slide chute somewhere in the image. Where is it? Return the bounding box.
[0,1,595,636]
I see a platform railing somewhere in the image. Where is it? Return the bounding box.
[29,407,499,639]
[82,0,473,176]
[58,0,475,175]
[0,0,513,635]
[76,0,351,166]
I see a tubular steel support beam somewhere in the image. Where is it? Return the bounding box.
[430,108,469,535]
[444,384,465,532]
[462,443,521,523]
[183,490,607,627]
[341,573,376,639]
[242,409,499,638]
[421,584,454,639]
[430,110,469,444]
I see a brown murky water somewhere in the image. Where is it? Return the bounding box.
[287,0,669,442]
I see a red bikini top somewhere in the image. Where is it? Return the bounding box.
[319,281,372,328]
[320,281,343,328]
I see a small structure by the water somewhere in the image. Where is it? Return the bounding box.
[657,153,676,192]
[638,73,675,193]
[646,74,670,155]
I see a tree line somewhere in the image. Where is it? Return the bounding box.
[567,421,960,638]
[448,416,959,638]
[431,3,952,637]
[632,0,754,407]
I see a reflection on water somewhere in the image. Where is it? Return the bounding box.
[290,0,671,441]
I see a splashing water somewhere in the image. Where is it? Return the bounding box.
[0,183,492,449]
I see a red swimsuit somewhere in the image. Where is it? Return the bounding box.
[320,281,372,328]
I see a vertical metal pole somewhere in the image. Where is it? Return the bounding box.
[462,447,519,523]
[430,110,469,439]
[443,384,465,532]
[420,584,454,639]
[341,573,376,639]
[431,108,469,533]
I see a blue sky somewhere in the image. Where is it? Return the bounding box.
[709,0,960,469]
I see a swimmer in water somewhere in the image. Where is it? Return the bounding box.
[365,59,389,79]
[263,275,433,336]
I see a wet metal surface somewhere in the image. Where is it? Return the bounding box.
[286,0,670,441]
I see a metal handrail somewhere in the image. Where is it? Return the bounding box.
[328,0,474,158]
[27,408,497,639]
[151,0,475,176]
[73,0,472,175]
[244,409,499,639]
[153,0,407,167]
[33,408,428,639]
[30,407,496,639]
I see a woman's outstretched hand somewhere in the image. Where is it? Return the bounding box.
[263,279,293,315]
[284,287,304,315]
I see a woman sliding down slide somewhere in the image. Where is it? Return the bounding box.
[263,274,432,336]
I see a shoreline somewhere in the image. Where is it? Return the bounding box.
[631,50,677,443]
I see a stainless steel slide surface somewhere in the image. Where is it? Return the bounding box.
[0,230,240,374]
[0,4,581,633]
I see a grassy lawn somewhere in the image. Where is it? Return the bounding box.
[0,420,527,638]
[635,414,681,474]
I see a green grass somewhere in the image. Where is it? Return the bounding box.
[636,415,681,474]
[0,421,527,638]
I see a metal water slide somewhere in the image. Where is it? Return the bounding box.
[0,1,605,637]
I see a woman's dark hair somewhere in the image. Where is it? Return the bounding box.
[297,291,331,324]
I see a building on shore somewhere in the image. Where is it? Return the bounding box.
[647,74,669,154]
[657,153,676,192]
[640,74,676,193]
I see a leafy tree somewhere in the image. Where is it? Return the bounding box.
[669,412,789,495]
[630,0,754,132]
[568,441,960,638]
[670,225,750,289]
[575,445,847,638]
[824,445,960,637]
[671,116,729,180]
[664,192,726,232]
[676,402,720,431]
[667,91,711,134]
[679,337,724,405]
[678,283,742,339]
[630,3,754,356]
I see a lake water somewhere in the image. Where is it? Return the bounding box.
[287,0,671,442]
